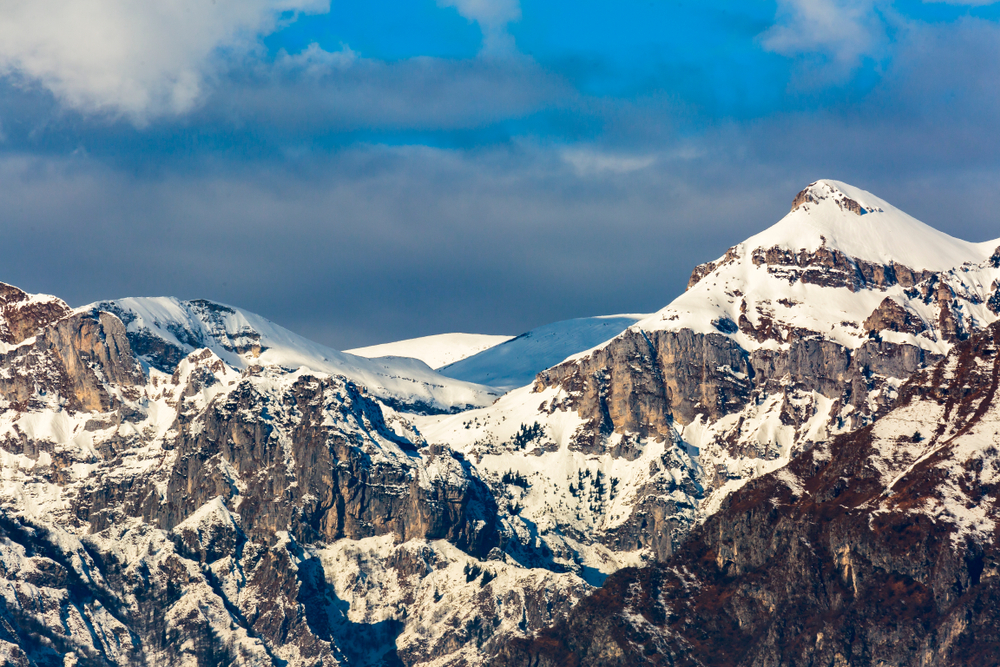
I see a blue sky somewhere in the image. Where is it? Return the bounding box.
[2,0,1000,347]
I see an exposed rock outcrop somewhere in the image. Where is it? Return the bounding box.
[790,180,879,216]
[751,245,935,292]
[0,283,72,346]
[536,328,935,446]
[0,310,143,415]
[863,296,926,334]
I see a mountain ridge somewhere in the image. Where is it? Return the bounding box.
[83,295,503,414]
[1,179,998,666]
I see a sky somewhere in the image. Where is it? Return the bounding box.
[2,0,1000,348]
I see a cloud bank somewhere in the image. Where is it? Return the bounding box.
[0,0,329,121]
[1,1,1000,350]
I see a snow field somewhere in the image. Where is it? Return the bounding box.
[346,332,514,369]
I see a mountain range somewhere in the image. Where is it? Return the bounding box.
[1,180,998,666]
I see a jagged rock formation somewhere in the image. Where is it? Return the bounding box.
[0,309,143,415]
[863,296,926,334]
[0,285,72,347]
[494,321,1000,666]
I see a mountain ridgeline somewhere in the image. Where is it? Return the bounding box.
[1,180,999,666]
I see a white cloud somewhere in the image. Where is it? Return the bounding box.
[277,42,358,75]
[760,0,886,68]
[561,149,657,177]
[0,0,329,122]
[437,0,521,54]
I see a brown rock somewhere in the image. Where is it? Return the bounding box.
[0,310,144,413]
[0,282,72,345]
[494,324,1000,667]
[863,297,927,335]
[935,281,967,342]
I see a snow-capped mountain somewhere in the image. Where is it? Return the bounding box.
[88,296,503,413]
[0,284,581,666]
[2,180,999,666]
[645,179,997,352]
[345,332,514,369]
[414,179,1000,569]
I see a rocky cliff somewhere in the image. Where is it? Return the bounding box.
[494,320,1000,666]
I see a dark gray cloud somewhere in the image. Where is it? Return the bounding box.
[4,120,995,351]
[0,144,781,348]
[2,13,1000,349]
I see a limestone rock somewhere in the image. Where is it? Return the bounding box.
[863,297,927,334]
[0,282,72,346]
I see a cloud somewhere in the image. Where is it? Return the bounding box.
[0,0,329,122]
[277,43,358,76]
[0,144,780,349]
[4,0,1000,354]
[206,55,566,134]
[437,0,522,54]
[760,0,887,69]
[561,149,657,176]
[5,50,1000,349]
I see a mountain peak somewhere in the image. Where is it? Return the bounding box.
[747,179,995,272]
[790,179,883,216]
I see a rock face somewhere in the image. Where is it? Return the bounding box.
[535,328,935,438]
[77,361,501,554]
[863,296,926,334]
[0,309,144,415]
[0,284,72,347]
[494,322,1000,666]
[525,324,937,561]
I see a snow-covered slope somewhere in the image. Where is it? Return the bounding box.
[85,296,503,413]
[437,315,647,390]
[748,179,993,271]
[637,179,1000,355]
[346,332,513,369]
